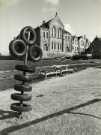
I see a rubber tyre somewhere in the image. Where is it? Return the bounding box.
[14,84,32,92]
[20,26,36,45]
[10,103,32,112]
[15,64,35,73]
[11,93,32,101]
[29,45,42,61]
[9,39,26,58]
[14,74,33,82]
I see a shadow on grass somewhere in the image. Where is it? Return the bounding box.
[0,98,101,135]
[0,110,17,120]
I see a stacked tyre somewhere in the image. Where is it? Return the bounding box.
[10,64,35,113]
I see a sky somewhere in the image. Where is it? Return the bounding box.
[0,0,101,55]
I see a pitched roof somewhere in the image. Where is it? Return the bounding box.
[63,30,71,35]
[95,37,101,41]
[78,36,83,40]
[37,12,64,29]
[40,19,52,29]
[35,13,70,35]
[72,35,78,40]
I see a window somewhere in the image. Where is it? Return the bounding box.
[54,42,55,50]
[43,32,45,39]
[58,28,62,38]
[60,43,61,50]
[46,45,48,51]
[58,43,59,50]
[67,46,69,52]
[52,26,56,37]
[44,44,48,51]
[65,36,67,39]
[52,41,53,50]
[47,32,48,38]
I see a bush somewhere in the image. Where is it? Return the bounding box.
[71,55,81,60]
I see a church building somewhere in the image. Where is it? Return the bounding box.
[35,13,72,58]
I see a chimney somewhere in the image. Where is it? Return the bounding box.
[55,12,58,17]
[42,20,45,24]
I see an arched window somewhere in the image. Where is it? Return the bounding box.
[52,41,53,50]
[46,32,48,38]
[43,32,45,39]
[58,43,60,50]
[58,28,62,38]
[60,43,61,50]
[52,26,56,37]
[44,44,48,51]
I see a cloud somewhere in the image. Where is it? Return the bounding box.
[64,24,74,34]
[93,0,101,4]
[42,7,57,13]
[96,0,101,2]
[43,0,60,13]
[0,0,21,8]
[44,0,60,5]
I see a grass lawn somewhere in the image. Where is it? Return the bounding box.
[0,58,100,71]
[0,68,101,134]
[0,58,101,90]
